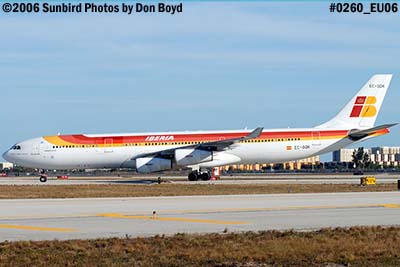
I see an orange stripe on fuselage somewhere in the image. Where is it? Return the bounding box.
[42,130,355,147]
[43,136,77,146]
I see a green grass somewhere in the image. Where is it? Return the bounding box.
[1,226,400,267]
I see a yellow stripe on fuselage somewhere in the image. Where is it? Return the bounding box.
[43,136,76,146]
[42,135,347,148]
[42,132,386,148]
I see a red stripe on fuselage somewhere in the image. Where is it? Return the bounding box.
[56,130,349,145]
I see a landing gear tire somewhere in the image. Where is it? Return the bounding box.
[39,176,47,183]
[188,171,198,181]
[200,172,211,181]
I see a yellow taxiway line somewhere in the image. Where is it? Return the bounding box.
[382,204,400,208]
[0,204,398,229]
[97,213,248,225]
[0,224,76,232]
[97,203,400,218]
[97,203,400,225]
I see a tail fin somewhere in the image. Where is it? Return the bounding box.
[316,74,393,129]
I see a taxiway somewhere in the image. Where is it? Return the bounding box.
[0,191,399,241]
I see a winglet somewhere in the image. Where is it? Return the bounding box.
[245,127,263,139]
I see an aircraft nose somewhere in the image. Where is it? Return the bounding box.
[2,150,10,162]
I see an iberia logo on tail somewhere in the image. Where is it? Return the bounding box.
[350,96,376,118]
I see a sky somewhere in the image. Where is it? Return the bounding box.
[1,1,400,161]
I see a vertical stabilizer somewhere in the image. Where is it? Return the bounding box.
[316,74,392,129]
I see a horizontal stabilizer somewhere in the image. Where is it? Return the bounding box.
[348,123,397,141]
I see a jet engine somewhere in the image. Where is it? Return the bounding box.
[136,157,172,173]
[175,148,212,166]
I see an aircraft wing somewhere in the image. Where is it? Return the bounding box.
[132,127,264,159]
[195,127,263,151]
[348,123,397,141]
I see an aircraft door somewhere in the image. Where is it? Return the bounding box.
[311,131,321,146]
[104,138,113,153]
[31,142,40,156]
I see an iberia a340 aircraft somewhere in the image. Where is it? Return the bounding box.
[3,74,396,182]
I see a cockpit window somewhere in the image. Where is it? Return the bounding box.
[11,145,21,150]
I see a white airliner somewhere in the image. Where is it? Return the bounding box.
[2,74,396,182]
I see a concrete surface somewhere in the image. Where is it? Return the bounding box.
[0,191,399,241]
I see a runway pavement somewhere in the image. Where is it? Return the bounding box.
[0,191,399,241]
[0,173,398,185]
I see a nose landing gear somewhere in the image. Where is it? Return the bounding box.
[39,170,47,183]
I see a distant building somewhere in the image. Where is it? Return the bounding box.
[223,155,320,171]
[332,149,354,163]
[0,162,13,170]
[288,155,320,170]
[332,146,400,166]
[332,147,374,163]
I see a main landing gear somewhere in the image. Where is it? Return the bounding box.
[39,170,47,183]
[188,170,211,181]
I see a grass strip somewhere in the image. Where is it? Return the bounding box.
[0,183,397,199]
[0,226,399,267]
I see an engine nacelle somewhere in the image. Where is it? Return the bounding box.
[199,152,241,168]
[136,157,172,173]
[175,148,212,166]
